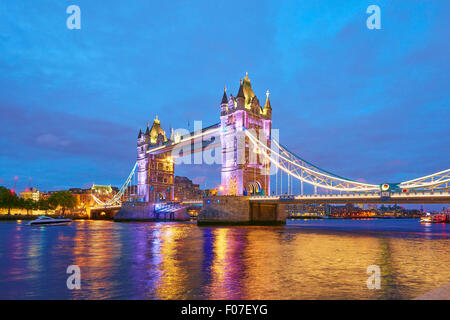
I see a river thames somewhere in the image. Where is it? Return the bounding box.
[0,219,449,300]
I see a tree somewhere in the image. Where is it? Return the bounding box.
[19,198,37,215]
[37,199,51,214]
[0,186,19,215]
[48,191,76,216]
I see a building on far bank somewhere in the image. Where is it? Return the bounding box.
[19,187,40,202]
[174,176,201,201]
[69,188,94,209]
[287,203,328,217]
[329,203,376,217]
[201,188,218,197]
[69,184,119,209]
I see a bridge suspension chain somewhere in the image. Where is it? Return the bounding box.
[245,130,379,192]
[91,162,137,206]
[245,130,449,193]
[92,195,107,206]
[398,169,450,190]
[271,139,381,192]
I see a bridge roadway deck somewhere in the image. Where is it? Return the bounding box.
[90,191,450,213]
[249,191,450,204]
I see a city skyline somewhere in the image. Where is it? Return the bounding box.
[0,0,449,194]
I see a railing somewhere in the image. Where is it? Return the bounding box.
[250,190,450,201]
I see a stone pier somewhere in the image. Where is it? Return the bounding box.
[114,202,155,221]
[114,202,190,222]
[197,196,287,226]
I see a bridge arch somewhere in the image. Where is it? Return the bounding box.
[247,181,263,195]
[153,192,166,202]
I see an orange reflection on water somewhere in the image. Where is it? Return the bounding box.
[154,224,190,299]
[387,237,450,299]
[243,229,382,299]
[209,228,228,297]
[70,220,122,299]
[208,228,231,299]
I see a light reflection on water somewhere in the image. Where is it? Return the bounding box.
[0,219,449,300]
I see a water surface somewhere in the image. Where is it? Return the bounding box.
[0,219,449,299]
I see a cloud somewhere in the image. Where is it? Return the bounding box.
[36,134,71,147]
[192,176,207,185]
[0,103,135,162]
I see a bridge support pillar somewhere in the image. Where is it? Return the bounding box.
[219,74,272,197]
[198,196,286,226]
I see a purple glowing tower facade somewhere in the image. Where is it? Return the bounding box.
[220,74,272,196]
[137,117,174,202]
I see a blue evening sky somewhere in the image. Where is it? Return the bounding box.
[0,1,448,198]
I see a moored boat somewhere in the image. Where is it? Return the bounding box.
[420,212,449,223]
[27,216,72,226]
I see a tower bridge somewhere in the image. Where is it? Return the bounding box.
[108,73,448,223]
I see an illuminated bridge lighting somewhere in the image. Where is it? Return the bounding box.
[244,129,449,194]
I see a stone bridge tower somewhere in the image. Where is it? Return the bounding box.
[137,116,174,202]
[220,73,272,196]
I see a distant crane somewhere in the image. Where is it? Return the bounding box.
[11,176,18,194]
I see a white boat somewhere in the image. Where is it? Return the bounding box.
[420,212,449,223]
[27,216,72,226]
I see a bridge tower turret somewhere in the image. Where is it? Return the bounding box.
[220,86,228,116]
[236,79,245,109]
[137,117,174,202]
[220,73,272,196]
[137,125,150,202]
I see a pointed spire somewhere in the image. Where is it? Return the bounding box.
[221,86,228,104]
[145,122,150,135]
[138,128,142,139]
[148,116,166,144]
[242,72,255,105]
[264,90,271,109]
[237,79,244,98]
